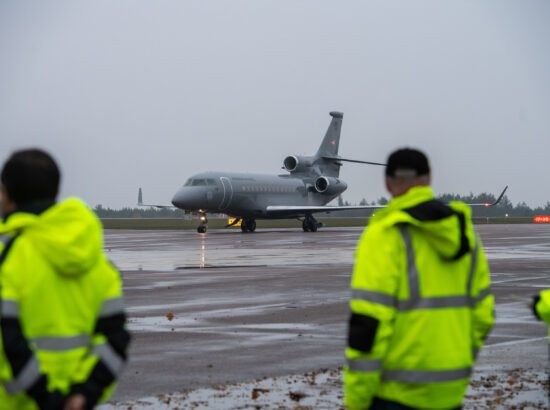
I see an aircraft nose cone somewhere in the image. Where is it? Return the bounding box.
[172,187,212,210]
[171,190,186,209]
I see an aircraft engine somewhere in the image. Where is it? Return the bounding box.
[283,155,313,173]
[314,176,347,195]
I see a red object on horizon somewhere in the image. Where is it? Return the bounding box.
[534,216,550,223]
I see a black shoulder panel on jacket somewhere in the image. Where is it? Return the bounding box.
[348,312,379,353]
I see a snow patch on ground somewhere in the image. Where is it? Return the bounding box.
[465,368,549,409]
[99,369,343,409]
[98,367,548,410]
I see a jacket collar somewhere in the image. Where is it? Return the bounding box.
[368,186,435,227]
[386,185,434,211]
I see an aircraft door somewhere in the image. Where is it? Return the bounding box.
[219,177,233,210]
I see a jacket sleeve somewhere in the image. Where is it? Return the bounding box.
[469,236,495,357]
[344,228,401,410]
[69,260,131,409]
[0,236,65,410]
[534,289,550,325]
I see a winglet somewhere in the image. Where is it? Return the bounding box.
[487,185,508,207]
[138,188,143,206]
[469,186,509,207]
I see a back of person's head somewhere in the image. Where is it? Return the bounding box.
[1,149,60,204]
[385,148,430,178]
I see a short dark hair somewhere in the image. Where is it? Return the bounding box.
[385,148,430,178]
[1,149,60,204]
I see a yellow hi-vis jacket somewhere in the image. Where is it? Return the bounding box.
[0,198,130,410]
[344,186,494,410]
[534,289,550,341]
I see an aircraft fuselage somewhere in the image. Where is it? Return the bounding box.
[171,171,346,219]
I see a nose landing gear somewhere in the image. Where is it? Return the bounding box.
[197,212,208,233]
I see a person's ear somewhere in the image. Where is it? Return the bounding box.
[1,184,16,216]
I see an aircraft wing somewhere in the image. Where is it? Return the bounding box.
[138,204,175,209]
[137,188,176,209]
[266,204,385,215]
[266,186,508,216]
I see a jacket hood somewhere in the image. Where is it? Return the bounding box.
[370,186,475,260]
[0,198,103,276]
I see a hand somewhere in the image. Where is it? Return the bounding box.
[64,394,86,410]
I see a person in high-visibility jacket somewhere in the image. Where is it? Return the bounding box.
[532,289,550,399]
[533,290,550,338]
[344,148,494,410]
[0,149,130,410]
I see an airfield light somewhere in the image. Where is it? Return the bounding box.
[534,216,550,223]
[484,203,489,207]
[505,213,509,217]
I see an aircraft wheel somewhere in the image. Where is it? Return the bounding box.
[303,216,318,232]
[247,219,256,232]
[197,226,207,233]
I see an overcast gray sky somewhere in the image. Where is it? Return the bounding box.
[1,1,549,209]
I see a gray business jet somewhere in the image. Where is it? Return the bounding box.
[139,112,507,233]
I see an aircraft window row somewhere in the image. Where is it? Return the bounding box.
[184,178,216,186]
[242,185,294,193]
[232,177,255,181]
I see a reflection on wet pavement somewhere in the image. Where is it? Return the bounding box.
[106,228,359,270]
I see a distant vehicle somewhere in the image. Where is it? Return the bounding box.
[139,112,507,233]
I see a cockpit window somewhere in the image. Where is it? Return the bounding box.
[184,178,217,187]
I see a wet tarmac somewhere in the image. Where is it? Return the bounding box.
[105,225,550,402]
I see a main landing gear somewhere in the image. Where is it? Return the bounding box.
[302,214,323,232]
[197,212,208,233]
[241,218,256,233]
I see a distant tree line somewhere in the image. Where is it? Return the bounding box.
[93,193,550,219]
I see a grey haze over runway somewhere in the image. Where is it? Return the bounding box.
[1,1,549,209]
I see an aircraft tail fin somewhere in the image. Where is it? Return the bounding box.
[315,111,343,158]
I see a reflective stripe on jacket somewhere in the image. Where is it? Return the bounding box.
[0,198,130,410]
[344,186,494,410]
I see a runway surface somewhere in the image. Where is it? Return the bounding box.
[104,224,550,403]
